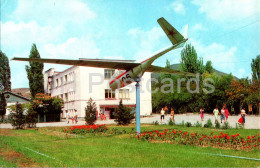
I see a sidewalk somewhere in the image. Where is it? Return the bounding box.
[0,114,259,129]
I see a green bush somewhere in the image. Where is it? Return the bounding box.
[206,119,213,128]
[85,98,97,125]
[185,122,192,127]
[195,121,202,127]
[114,100,134,125]
[25,105,37,128]
[153,120,159,125]
[168,119,174,125]
[215,120,221,129]
[204,123,209,128]
[222,122,230,129]
[9,103,26,129]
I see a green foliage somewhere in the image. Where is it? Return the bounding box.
[222,122,230,129]
[251,55,260,80]
[9,103,26,129]
[168,118,174,125]
[185,122,192,127]
[180,44,205,74]
[0,50,11,91]
[205,60,213,73]
[33,93,63,122]
[0,51,11,117]
[204,119,213,128]
[195,121,202,127]
[85,98,97,125]
[26,44,44,98]
[153,120,159,125]
[114,99,134,125]
[25,105,37,128]
[215,120,221,129]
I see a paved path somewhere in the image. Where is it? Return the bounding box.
[0,114,259,129]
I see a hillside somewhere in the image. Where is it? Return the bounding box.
[151,63,236,79]
[11,88,31,98]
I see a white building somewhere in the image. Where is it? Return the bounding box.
[44,66,152,119]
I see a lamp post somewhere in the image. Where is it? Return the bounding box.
[135,77,140,134]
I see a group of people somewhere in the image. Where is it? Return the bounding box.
[160,104,248,126]
[160,106,175,123]
[211,105,230,123]
[65,109,78,124]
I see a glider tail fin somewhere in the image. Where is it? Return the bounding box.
[157,17,185,45]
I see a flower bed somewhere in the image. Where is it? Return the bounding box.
[136,129,260,151]
[64,124,107,134]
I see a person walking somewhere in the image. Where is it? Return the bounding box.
[200,107,204,122]
[220,107,225,123]
[241,107,247,126]
[65,111,70,124]
[213,107,219,124]
[164,106,168,115]
[224,107,229,121]
[160,108,165,124]
[170,108,175,121]
[74,109,78,124]
[71,110,75,124]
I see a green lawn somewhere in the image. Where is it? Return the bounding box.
[0,125,259,167]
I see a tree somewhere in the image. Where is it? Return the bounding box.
[114,99,134,125]
[85,98,97,125]
[0,51,11,91]
[0,51,11,118]
[205,60,213,73]
[9,103,26,129]
[26,44,44,98]
[251,55,260,80]
[180,44,205,74]
[33,93,63,122]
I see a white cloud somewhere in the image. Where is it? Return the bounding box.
[1,21,63,52]
[171,0,186,15]
[13,0,96,24]
[127,27,166,62]
[192,0,260,22]
[41,37,100,60]
[191,23,207,32]
[189,38,237,73]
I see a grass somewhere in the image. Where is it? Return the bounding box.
[0,124,259,167]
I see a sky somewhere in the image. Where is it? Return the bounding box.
[1,0,260,89]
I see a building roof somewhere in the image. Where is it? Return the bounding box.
[4,91,31,102]
[11,88,31,98]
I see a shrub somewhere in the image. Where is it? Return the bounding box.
[185,122,192,127]
[215,120,221,129]
[153,120,159,125]
[206,119,213,128]
[85,98,97,125]
[64,124,107,134]
[179,120,185,126]
[222,121,230,129]
[195,121,202,127]
[168,119,174,125]
[9,103,26,129]
[204,123,209,128]
[114,99,134,125]
[25,105,37,128]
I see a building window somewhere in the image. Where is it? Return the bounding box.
[56,79,59,87]
[65,93,68,102]
[119,89,130,99]
[105,89,115,99]
[64,75,68,83]
[104,69,115,79]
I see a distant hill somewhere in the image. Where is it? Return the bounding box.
[12,88,31,98]
[151,63,236,79]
